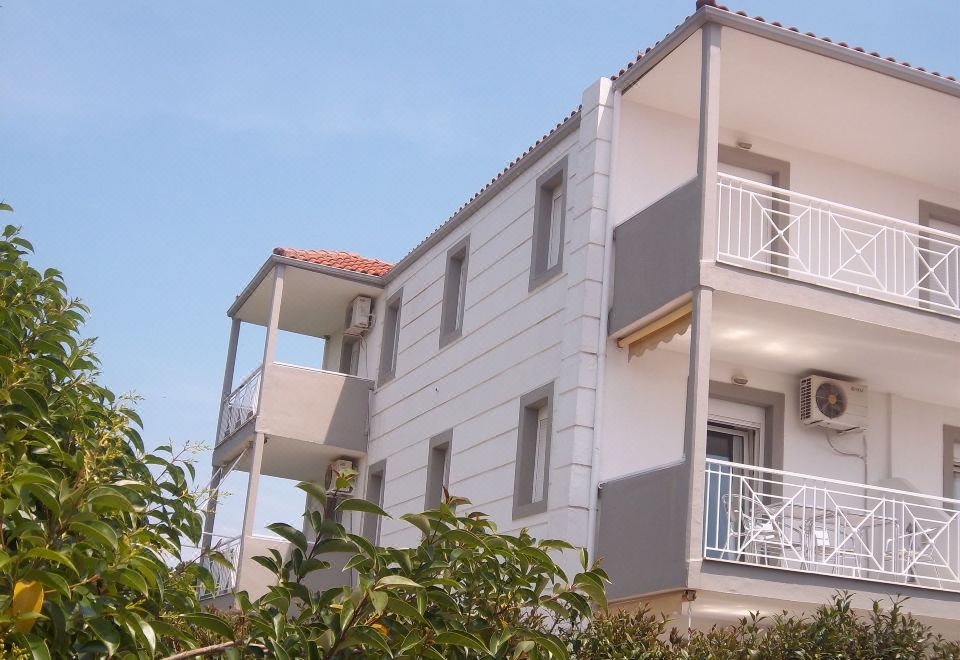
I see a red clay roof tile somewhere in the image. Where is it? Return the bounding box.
[273,247,393,277]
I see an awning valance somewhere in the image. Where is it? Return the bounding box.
[617,303,692,359]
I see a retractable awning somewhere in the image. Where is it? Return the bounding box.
[617,303,692,359]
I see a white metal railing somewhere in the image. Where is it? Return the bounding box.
[217,367,262,445]
[716,174,960,318]
[703,459,960,592]
[196,535,241,600]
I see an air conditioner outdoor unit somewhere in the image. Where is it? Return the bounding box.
[344,296,373,336]
[800,375,868,433]
[326,458,357,496]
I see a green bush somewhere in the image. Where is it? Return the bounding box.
[237,478,608,659]
[564,593,960,659]
[0,224,227,658]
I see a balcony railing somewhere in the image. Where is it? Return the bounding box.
[217,367,262,445]
[197,535,240,600]
[716,174,960,318]
[703,459,960,592]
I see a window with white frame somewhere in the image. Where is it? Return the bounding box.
[529,158,567,291]
[513,382,554,518]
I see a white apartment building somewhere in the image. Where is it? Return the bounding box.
[200,0,960,633]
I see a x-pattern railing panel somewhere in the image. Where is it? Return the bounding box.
[217,367,262,445]
[197,535,240,599]
[716,174,960,318]
[704,459,960,593]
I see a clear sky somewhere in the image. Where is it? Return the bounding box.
[2,1,958,537]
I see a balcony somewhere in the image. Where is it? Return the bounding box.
[715,173,960,319]
[703,459,960,593]
[197,535,241,600]
[214,362,373,477]
[218,368,262,444]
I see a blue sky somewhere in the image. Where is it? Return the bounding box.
[2,1,957,536]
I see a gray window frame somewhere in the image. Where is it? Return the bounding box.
[378,289,403,385]
[512,382,554,519]
[529,158,568,291]
[362,460,386,543]
[424,429,453,509]
[439,236,470,348]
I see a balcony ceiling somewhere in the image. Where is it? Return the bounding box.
[625,26,960,193]
[663,291,960,408]
[233,262,382,338]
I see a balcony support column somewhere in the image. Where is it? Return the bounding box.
[212,317,242,444]
[261,264,286,372]
[200,466,223,552]
[682,287,713,588]
[234,431,265,593]
[697,22,722,263]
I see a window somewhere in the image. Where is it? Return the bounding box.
[513,383,554,518]
[362,461,386,543]
[339,335,360,376]
[378,289,402,384]
[424,429,453,509]
[529,158,567,291]
[945,426,960,504]
[440,237,470,348]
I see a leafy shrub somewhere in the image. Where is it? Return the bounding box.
[565,593,960,659]
[0,225,222,658]
[237,479,609,659]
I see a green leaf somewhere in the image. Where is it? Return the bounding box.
[134,616,157,655]
[400,512,433,536]
[21,548,77,575]
[336,498,390,517]
[296,481,327,510]
[24,636,50,660]
[266,522,307,553]
[375,575,423,590]
[433,630,487,652]
[69,521,118,550]
[182,612,235,640]
[114,568,150,597]
[88,617,120,655]
[369,588,388,613]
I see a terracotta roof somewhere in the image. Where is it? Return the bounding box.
[612,0,957,83]
[273,247,393,277]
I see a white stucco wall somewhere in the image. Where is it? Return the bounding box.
[599,338,689,481]
[364,132,579,546]
[601,348,959,500]
[715,127,960,224]
[611,102,699,227]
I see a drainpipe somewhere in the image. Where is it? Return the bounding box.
[585,87,622,561]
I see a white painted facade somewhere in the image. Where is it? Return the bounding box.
[204,3,960,631]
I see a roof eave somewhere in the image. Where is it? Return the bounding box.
[227,254,385,318]
[614,7,960,99]
[382,110,582,284]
